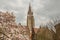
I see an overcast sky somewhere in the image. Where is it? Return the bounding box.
[0,0,60,30]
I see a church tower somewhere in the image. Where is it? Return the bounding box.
[27,4,35,40]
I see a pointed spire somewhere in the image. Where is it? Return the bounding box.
[28,3,33,15]
[29,3,31,12]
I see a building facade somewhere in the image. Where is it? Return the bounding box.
[36,27,54,40]
[54,23,60,40]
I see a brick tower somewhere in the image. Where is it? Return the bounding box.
[27,4,35,40]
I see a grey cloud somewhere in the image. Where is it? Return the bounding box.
[32,0,60,28]
[0,0,60,29]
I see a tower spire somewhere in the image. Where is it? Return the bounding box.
[29,3,31,12]
[28,3,33,15]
